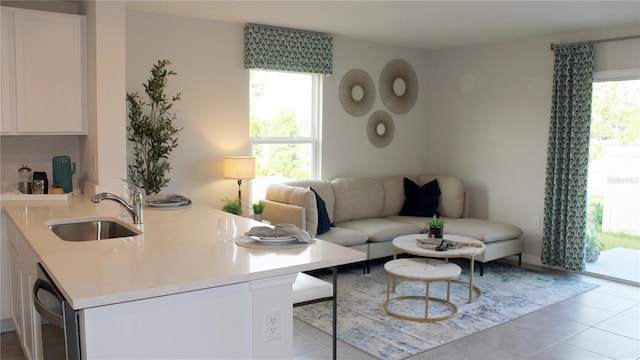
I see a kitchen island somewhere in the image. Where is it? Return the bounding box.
[2,196,365,359]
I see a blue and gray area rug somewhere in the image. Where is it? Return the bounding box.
[293,260,598,360]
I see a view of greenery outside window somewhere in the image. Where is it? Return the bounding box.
[587,77,640,256]
[249,70,321,204]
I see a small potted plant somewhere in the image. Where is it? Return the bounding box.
[252,201,265,222]
[221,197,242,215]
[50,183,64,194]
[427,215,445,239]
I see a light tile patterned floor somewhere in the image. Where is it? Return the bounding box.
[293,266,640,360]
[1,265,638,360]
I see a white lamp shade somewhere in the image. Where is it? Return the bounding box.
[223,156,256,180]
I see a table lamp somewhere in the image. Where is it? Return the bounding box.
[223,156,255,206]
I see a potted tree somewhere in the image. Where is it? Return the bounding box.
[127,60,182,195]
[427,215,445,239]
[252,201,265,221]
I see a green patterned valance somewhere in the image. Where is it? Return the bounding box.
[244,24,333,75]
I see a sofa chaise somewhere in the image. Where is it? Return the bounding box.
[262,173,524,274]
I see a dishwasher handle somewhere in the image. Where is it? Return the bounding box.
[33,279,64,329]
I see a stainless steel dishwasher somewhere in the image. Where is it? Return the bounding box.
[33,263,81,360]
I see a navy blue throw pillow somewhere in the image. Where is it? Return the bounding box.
[310,187,332,235]
[399,178,441,217]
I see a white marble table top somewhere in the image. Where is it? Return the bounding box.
[393,234,485,258]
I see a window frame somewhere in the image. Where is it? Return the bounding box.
[249,70,323,198]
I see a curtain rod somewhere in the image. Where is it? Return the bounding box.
[550,35,640,50]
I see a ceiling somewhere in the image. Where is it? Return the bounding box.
[126,1,640,50]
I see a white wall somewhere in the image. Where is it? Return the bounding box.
[426,25,640,265]
[321,37,430,179]
[126,10,249,208]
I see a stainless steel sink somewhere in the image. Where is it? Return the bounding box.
[48,217,141,241]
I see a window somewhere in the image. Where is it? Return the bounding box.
[249,70,321,202]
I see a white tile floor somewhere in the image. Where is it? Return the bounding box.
[293,266,640,360]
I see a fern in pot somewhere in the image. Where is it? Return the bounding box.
[127,60,182,195]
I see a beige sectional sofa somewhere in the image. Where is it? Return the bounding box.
[262,173,524,274]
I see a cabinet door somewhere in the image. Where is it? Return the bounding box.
[8,245,24,342]
[1,8,17,133]
[13,9,86,134]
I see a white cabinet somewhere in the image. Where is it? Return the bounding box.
[1,6,86,135]
[6,217,40,360]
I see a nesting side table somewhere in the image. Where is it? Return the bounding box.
[384,258,461,322]
[392,234,485,303]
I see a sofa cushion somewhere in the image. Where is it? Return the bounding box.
[286,180,335,223]
[336,218,421,243]
[310,187,331,235]
[399,178,441,217]
[331,177,384,223]
[265,184,318,234]
[316,226,368,247]
[442,218,523,243]
[389,215,523,243]
[380,175,417,217]
[418,174,465,218]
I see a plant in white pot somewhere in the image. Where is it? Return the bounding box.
[127,60,182,195]
[252,201,265,221]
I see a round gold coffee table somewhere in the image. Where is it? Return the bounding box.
[392,234,485,303]
[384,258,461,322]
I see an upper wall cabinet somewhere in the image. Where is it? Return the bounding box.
[1,7,87,135]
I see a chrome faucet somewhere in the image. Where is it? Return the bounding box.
[91,180,144,224]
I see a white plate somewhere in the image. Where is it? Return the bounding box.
[250,236,298,244]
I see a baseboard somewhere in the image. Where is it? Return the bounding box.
[522,253,542,266]
[1,318,16,333]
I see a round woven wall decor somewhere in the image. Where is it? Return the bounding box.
[379,59,418,114]
[339,69,375,117]
[367,110,394,148]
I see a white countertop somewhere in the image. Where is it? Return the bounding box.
[1,196,365,310]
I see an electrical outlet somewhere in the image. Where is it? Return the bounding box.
[265,311,281,342]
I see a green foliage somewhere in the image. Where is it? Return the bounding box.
[249,70,312,180]
[598,231,640,251]
[252,201,265,214]
[590,80,640,161]
[127,60,182,195]
[221,197,242,215]
[251,111,310,179]
[427,215,444,228]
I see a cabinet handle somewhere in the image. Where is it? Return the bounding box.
[32,279,64,328]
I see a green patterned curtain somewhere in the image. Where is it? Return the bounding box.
[244,24,333,75]
[542,45,594,272]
